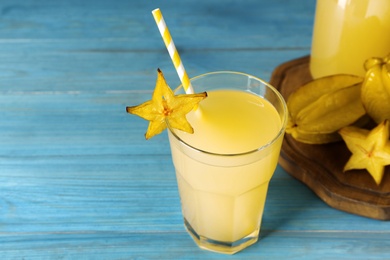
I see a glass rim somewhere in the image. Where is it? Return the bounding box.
[167,71,288,157]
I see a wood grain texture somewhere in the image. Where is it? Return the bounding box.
[1,0,390,259]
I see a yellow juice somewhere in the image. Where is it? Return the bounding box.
[168,89,283,246]
[310,0,390,78]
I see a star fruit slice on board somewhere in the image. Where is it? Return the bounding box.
[338,120,390,185]
[126,69,207,140]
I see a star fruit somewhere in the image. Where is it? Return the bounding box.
[126,69,207,140]
[339,120,390,185]
[361,54,390,124]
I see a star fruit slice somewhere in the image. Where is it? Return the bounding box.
[339,120,390,185]
[126,69,207,140]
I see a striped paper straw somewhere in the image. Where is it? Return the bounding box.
[152,8,194,94]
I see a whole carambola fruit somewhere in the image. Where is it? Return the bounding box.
[286,74,366,144]
[361,55,390,124]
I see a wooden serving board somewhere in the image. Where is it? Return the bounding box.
[270,56,390,220]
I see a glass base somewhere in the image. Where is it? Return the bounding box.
[184,218,259,255]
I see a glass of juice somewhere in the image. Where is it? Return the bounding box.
[167,71,287,254]
[310,0,390,78]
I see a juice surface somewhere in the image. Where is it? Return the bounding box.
[310,0,390,78]
[175,89,281,154]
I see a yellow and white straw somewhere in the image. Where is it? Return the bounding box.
[152,8,194,94]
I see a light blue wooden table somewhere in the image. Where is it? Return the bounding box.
[1,0,390,259]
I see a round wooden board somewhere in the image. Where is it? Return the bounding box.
[270,56,390,220]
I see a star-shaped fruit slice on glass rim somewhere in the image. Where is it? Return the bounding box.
[126,69,207,140]
[338,119,390,185]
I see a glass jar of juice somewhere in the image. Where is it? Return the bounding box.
[310,0,390,79]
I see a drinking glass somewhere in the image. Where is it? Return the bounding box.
[167,71,287,254]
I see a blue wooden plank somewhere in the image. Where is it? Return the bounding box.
[1,0,390,259]
[0,0,315,48]
[0,49,309,92]
[1,231,390,259]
